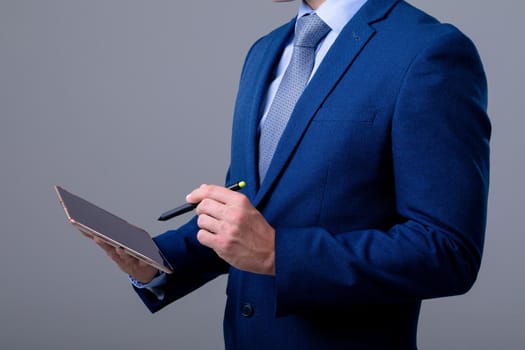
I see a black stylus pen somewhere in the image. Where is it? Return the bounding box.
[157,181,246,221]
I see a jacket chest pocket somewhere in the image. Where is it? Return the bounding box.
[314,106,377,124]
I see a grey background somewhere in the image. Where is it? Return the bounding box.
[0,0,523,349]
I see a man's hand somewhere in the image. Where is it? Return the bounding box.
[187,184,276,276]
[80,231,159,283]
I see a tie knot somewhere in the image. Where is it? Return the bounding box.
[294,13,331,49]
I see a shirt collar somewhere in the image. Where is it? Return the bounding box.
[298,0,368,34]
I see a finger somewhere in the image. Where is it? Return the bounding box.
[196,213,220,234]
[93,239,128,263]
[185,183,209,204]
[108,247,142,273]
[94,237,115,253]
[79,229,94,240]
[196,229,219,249]
[115,247,141,265]
[187,184,239,206]
[137,259,152,269]
[195,198,226,219]
[92,237,154,279]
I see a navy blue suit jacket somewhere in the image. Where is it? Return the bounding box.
[136,1,490,349]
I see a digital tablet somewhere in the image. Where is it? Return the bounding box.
[55,185,173,274]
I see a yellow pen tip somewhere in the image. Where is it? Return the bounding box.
[238,181,246,188]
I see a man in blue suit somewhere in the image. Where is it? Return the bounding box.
[95,0,490,348]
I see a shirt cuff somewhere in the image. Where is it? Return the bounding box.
[128,273,167,300]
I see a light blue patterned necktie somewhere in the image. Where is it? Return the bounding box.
[258,13,330,183]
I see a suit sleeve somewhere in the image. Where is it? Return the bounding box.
[273,29,491,316]
[134,217,230,313]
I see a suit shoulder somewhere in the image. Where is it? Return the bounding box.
[375,1,480,59]
[392,1,476,46]
[238,19,294,80]
[246,19,295,57]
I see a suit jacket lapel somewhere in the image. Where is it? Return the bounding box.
[254,0,399,206]
[238,20,295,200]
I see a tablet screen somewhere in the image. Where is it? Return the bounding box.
[55,186,172,274]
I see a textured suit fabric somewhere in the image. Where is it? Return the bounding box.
[135,0,490,349]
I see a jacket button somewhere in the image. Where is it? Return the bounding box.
[240,303,254,317]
